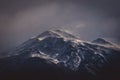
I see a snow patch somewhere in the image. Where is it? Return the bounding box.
[30,51,59,64]
[38,37,46,41]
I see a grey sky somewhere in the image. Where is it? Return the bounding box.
[0,0,120,53]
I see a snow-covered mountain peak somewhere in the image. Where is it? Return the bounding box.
[1,29,120,80]
[37,29,79,40]
[92,38,113,45]
[35,29,83,45]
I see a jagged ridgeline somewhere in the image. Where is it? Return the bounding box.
[0,29,120,80]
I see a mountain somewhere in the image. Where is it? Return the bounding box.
[0,29,120,80]
[92,38,113,45]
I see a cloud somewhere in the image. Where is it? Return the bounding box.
[0,0,120,53]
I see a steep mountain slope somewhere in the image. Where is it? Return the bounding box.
[0,29,120,80]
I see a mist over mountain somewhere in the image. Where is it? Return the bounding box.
[0,0,120,54]
[0,30,120,80]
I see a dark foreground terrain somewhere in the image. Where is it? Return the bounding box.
[0,55,120,80]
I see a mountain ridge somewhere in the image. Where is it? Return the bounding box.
[92,38,113,45]
[0,29,120,80]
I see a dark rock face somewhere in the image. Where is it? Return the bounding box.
[0,30,120,80]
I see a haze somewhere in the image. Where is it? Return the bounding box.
[0,0,120,54]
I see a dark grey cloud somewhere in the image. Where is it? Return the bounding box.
[0,0,120,54]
